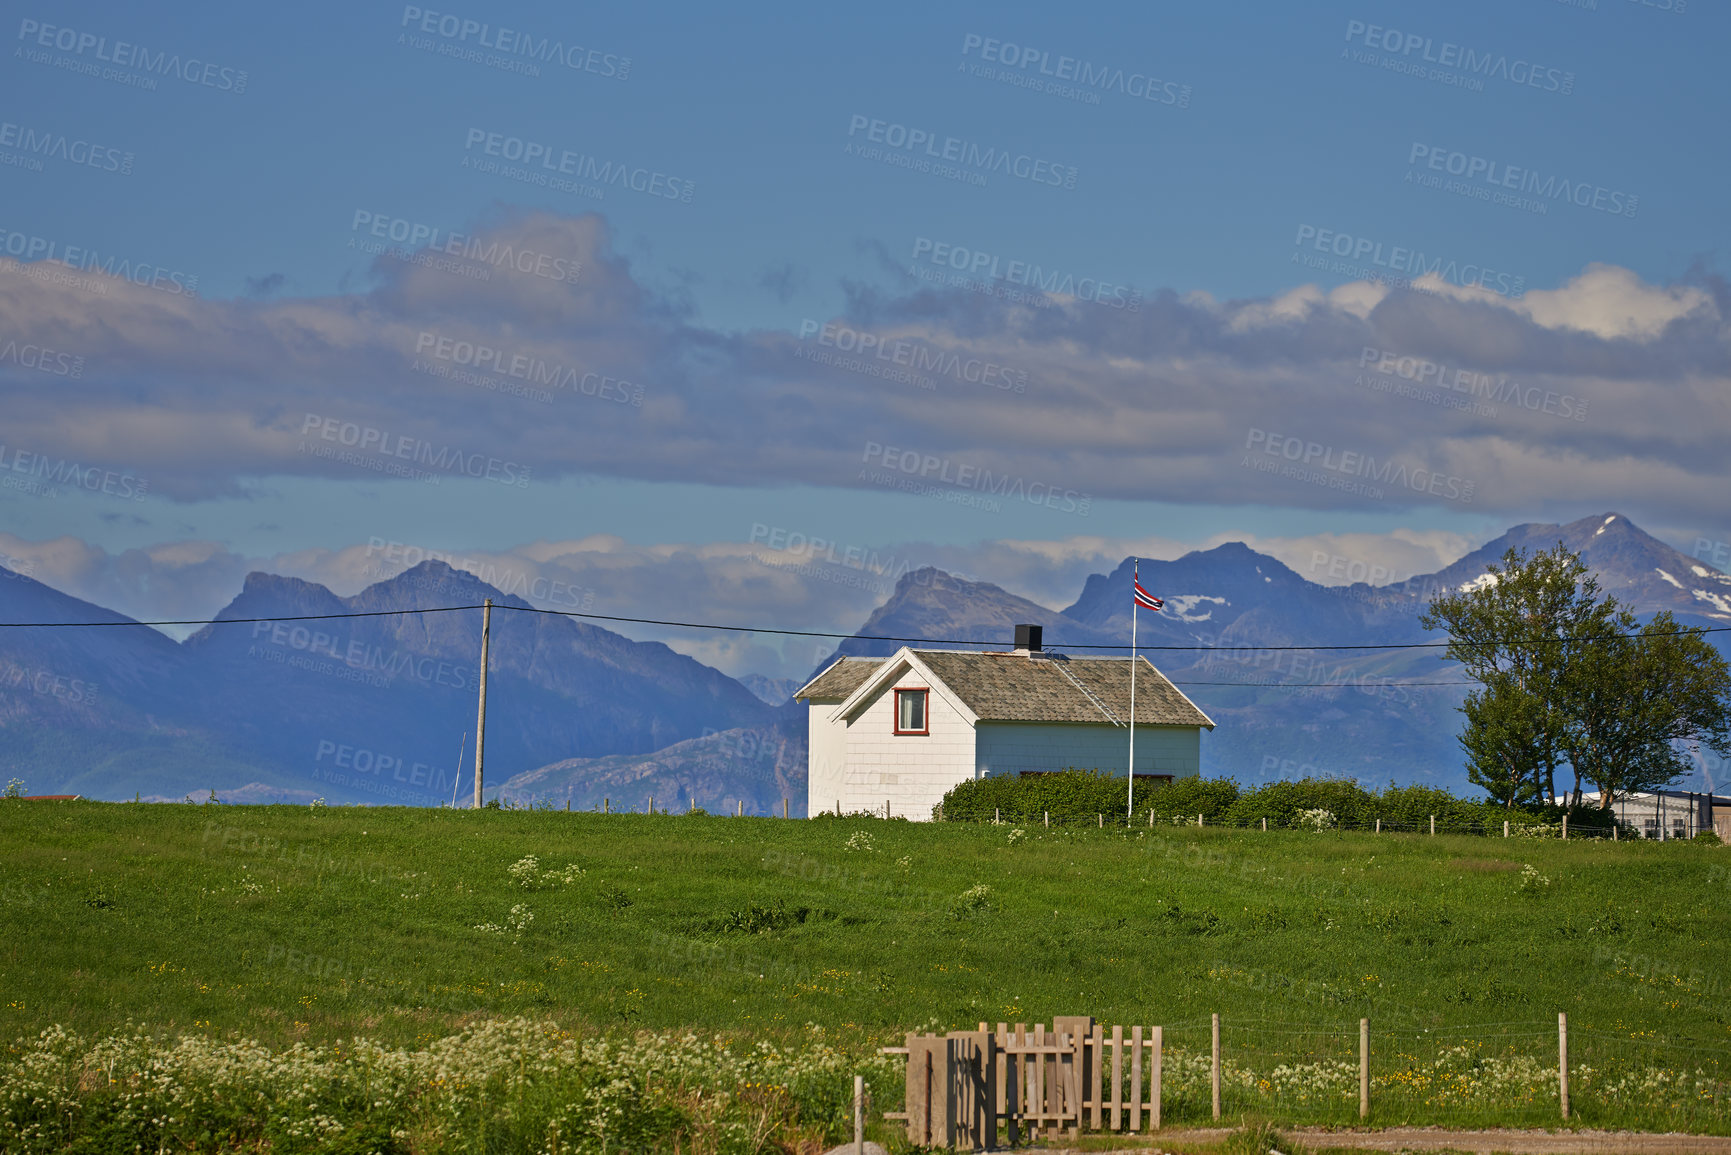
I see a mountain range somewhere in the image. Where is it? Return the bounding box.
[1,512,1725,807]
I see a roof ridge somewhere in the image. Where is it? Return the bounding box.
[1052,660,1125,727]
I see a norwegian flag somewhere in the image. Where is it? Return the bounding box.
[1133,574,1164,612]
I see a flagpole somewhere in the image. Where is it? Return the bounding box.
[1128,558,1138,822]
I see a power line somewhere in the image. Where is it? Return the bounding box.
[0,598,1480,686]
[0,599,1723,656]
[1168,679,1475,688]
[0,606,483,628]
[499,602,1468,651]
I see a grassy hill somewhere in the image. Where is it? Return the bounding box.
[3,799,1729,1140]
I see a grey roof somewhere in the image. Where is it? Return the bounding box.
[800,650,1213,728]
[794,657,885,701]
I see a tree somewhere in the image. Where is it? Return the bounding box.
[1424,545,1731,809]
[1561,609,1731,806]
[1420,545,1616,806]
[1454,673,1548,807]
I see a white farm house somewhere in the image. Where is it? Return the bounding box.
[794,625,1214,819]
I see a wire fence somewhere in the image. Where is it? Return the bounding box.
[892,1014,1731,1137]
[1181,1016,1730,1132]
[936,810,1657,839]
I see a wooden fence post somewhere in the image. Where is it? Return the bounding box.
[1211,1013,1221,1121]
[1559,1012,1570,1120]
[1044,811,1049,828]
[1110,1024,1123,1130]
[1065,1031,1080,1139]
[1151,1025,1163,1131]
[905,1034,931,1146]
[1091,1023,1103,1129]
[1262,817,1267,831]
[1130,1025,1143,1130]
[854,1074,864,1155]
[1429,814,1435,835]
[1563,814,1569,840]
[1375,818,1380,834]
[1504,819,1510,838]
[1359,1018,1369,1120]
[1017,1025,1031,1142]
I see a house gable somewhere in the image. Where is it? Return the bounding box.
[831,648,979,729]
[827,653,979,819]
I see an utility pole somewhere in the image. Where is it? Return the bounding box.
[451,732,466,808]
[473,598,491,809]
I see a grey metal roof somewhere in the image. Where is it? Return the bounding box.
[918,651,1213,728]
[799,650,1213,728]
[793,657,884,701]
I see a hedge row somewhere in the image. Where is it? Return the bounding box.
[936,770,1617,832]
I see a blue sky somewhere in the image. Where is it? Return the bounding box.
[1,0,1727,667]
[11,0,1716,323]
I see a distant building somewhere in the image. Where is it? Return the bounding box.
[1561,789,1729,840]
[793,624,1214,820]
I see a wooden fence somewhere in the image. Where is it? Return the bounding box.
[885,1017,1165,1149]
[885,1013,1576,1148]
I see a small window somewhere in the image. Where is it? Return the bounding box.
[895,688,928,735]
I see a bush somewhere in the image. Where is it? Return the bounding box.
[939,770,1240,825]
[1227,777,1372,830]
[1149,774,1240,823]
[939,769,1631,835]
[1367,783,1463,831]
[938,769,1122,823]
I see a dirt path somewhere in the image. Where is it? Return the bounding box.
[1041,1128,1731,1154]
[1285,1129,1731,1154]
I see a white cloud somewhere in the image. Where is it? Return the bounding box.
[0,209,1725,523]
[1512,264,1715,339]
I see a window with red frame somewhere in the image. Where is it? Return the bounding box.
[894,688,928,734]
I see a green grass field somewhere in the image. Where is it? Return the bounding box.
[3,799,1729,1146]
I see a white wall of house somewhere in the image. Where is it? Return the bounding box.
[838,666,977,820]
[975,722,1201,780]
[805,699,850,818]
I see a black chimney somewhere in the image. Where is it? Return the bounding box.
[1014,623,1043,652]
